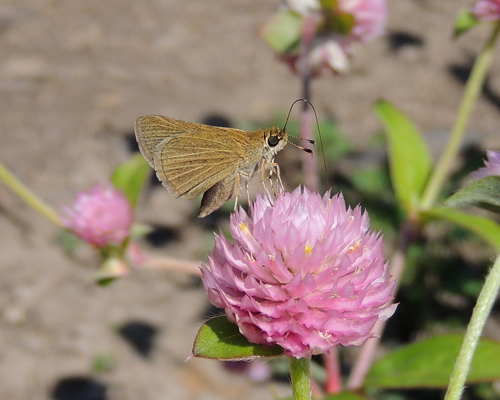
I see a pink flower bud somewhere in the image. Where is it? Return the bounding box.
[62,184,133,247]
[287,0,387,74]
[471,0,500,22]
[201,187,397,359]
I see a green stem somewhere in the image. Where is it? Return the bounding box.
[290,357,311,400]
[444,254,500,400]
[421,22,500,210]
[0,160,63,227]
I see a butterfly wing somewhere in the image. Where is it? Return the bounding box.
[135,115,198,167]
[135,115,251,199]
[154,134,242,199]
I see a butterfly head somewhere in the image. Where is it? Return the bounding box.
[265,127,288,156]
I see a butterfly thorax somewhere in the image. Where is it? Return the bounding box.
[236,126,287,181]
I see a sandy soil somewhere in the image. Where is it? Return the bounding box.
[1,0,500,399]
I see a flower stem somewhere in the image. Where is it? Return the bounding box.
[444,254,500,400]
[324,348,342,394]
[290,357,311,400]
[420,22,500,210]
[142,257,201,275]
[299,14,319,193]
[0,160,62,227]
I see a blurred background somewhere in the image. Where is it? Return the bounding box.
[1,0,500,399]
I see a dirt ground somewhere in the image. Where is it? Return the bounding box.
[1,0,500,399]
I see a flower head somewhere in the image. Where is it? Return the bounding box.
[471,0,500,22]
[201,187,397,359]
[62,183,133,247]
[471,150,500,181]
[280,0,387,75]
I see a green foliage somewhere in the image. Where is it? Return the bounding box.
[366,335,500,389]
[374,100,432,214]
[260,10,303,53]
[423,207,500,251]
[319,0,338,9]
[93,353,115,373]
[321,7,355,36]
[129,223,153,240]
[192,315,284,360]
[111,154,150,208]
[90,256,128,285]
[55,230,83,254]
[454,7,479,37]
[444,176,500,214]
[351,167,390,196]
[473,382,499,400]
[347,162,400,235]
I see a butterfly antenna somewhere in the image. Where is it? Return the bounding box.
[283,99,330,190]
[288,141,313,155]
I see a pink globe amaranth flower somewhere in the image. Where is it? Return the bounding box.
[337,0,388,43]
[471,150,500,181]
[471,0,500,22]
[285,0,387,74]
[201,187,397,359]
[61,184,133,247]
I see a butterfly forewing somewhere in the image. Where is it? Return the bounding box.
[135,116,232,165]
[135,116,178,166]
[154,134,241,199]
[135,115,254,199]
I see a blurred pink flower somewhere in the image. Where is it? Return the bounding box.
[338,0,388,43]
[471,150,500,180]
[471,0,500,22]
[201,187,397,359]
[62,184,133,247]
[287,0,387,74]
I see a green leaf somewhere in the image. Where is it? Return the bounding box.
[129,223,153,240]
[90,257,130,285]
[454,7,479,37]
[260,10,303,53]
[319,0,338,9]
[444,176,500,214]
[191,315,284,360]
[111,154,150,208]
[323,9,355,36]
[366,335,500,389]
[55,229,83,254]
[93,353,115,373]
[374,100,432,214]
[423,206,500,251]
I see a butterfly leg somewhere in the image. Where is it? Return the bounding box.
[267,160,284,196]
[268,165,278,197]
[260,158,268,192]
[274,162,284,192]
[245,180,253,214]
[260,159,277,197]
[233,173,241,212]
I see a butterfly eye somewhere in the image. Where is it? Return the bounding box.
[268,135,280,147]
